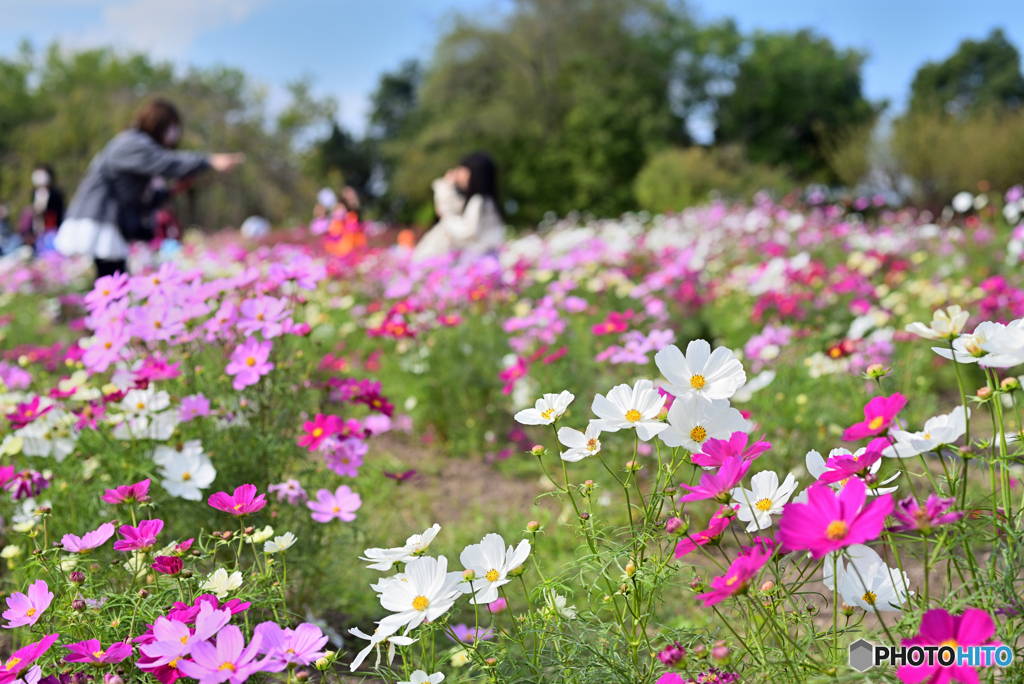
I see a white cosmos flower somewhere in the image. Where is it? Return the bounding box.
[378,556,463,633]
[400,672,444,684]
[360,547,412,572]
[459,533,531,604]
[659,395,747,452]
[121,387,171,415]
[112,410,179,440]
[932,321,1005,363]
[557,424,602,462]
[348,622,417,672]
[655,339,746,401]
[824,544,911,612]
[979,319,1024,369]
[514,391,574,425]
[264,532,297,554]
[730,471,798,532]
[201,568,242,599]
[951,191,974,213]
[805,448,898,495]
[883,406,968,458]
[16,410,77,462]
[403,523,441,556]
[156,441,216,501]
[542,589,577,619]
[590,380,667,441]
[731,370,775,403]
[905,306,970,340]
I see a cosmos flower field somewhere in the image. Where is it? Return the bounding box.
[2,187,1024,683]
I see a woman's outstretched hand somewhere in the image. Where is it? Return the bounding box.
[210,153,246,172]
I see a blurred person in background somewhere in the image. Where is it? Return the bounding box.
[0,204,20,255]
[55,98,245,278]
[17,164,65,253]
[413,152,505,261]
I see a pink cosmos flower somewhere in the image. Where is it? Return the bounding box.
[268,479,308,505]
[0,634,59,683]
[679,456,753,503]
[696,545,772,606]
[297,414,339,451]
[817,447,884,485]
[61,523,116,553]
[179,394,211,422]
[169,595,250,623]
[84,273,130,311]
[488,598,507,614]
[130,262,185,300]
[2,580,53,628]
[135,356,182,383]
[140,602,231,669]
[128,304,185,343]
[152,556,184,576]
[692,432,772,469]
[656,642,686,666]
[674,505,737,558]
[6,470,49,501]
[82,324,130,372]
[324,438,367,478]
[383,469,417,483]
[101,479,150,505]
[64,639,133,665]
[898,608,1000,683]
[177,625,266,684]
[237,296,289,339]
[208,484,267,517]
[172,538,195,555]
[307,485,361,523]
[5,397,52,430]
[204,300,239,341]
[777,478,893,558]
[225,339,274,391]
[889,494,965,535]
[73,402,107,430]
[253,622,329,671]
[113,519,164,552]
[843,393,907,441]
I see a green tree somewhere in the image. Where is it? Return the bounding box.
[909,29,1024,117]
[714,29,877,180]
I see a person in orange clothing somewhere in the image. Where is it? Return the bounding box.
[324,186,367,258]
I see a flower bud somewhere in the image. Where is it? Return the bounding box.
[712,645,730,663]
[864,472,879,486]
[104,675,124,684]
[842,603,857,616]
[181,569,193,579]
[463,569,476,581]
[760,580,775,593]
[138,589,149,599]
[485,658,498,667]
[508,564,526,578]
[689,576,704,591]
[244,526,254,535]
[584,480,594,489]
[530,445,545,456]
[865,364,886,378]
[295,671,309,682]
[691,644,706,658]
[221,531,233,541]
[664,517,684,535]
[1001,377,1020,391]
[90,563,102,572]
[72,598,87,612]
[624,560,636,577]
[69,571,86,585]
[977,386,993,400]
[314,658,330,671]
[959,446,976,459]
[38,506,51,515]
[625,460,639,471]
[619,583,628,594]
[579,512,590,521]
[663,486,677,497]
[526,521,541,532]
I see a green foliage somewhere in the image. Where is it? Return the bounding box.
[909,28,1024,116]
[714,30,877,181]
[633,146,791,212]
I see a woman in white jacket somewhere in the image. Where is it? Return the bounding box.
[413,152,506,260]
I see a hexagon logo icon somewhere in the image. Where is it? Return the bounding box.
[849,638,875,672]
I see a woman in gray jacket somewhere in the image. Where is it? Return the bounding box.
[55,98,244,277]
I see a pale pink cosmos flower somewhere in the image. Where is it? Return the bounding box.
[237,296,289,339]
[307,485,361,523]
[179,394,211,422]
[225,339,274,391]
[139,602,232,668]
[61,522,116,553]
[2,580,53,628]
[268,480,307,505]
[177,625,267,684]
[254,622,329,671]
[84,273,130,312]
[83,324,130,373]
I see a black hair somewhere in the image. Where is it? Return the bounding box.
[33,164,56,183]
[459,152,501,215]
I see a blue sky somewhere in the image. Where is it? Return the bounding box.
[1,0,1023,134]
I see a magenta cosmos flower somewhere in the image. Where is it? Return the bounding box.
[817,447,883,485]
[898,608,1000,683]
[5,397,52,430]
[254,622,329,671]
[2,580,53,628]
[268,479,307,505]
[113,519,164,552]
[0,633,59,683]
[778,478,892,558]
[297,413,340,451]
[679,456,752,503]
[152,556,184,576]
[889,494,965,535]
[101,478,150,505]
[675,505,737,558]
[307,485,361,523]
[691,432,771,469]
[209,484,267,517]
[843,393,907,441]
[61,522,116,553]
[177,625,266,684]
[64,639,133,665]
[225,338,274,391]
[696,545,772,607]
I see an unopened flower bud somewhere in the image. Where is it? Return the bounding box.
[526,521,540,532]
[866,364,886,378]
[244,526,254,535]
[864,472,879,486]
[38,506,51,514]
[579,512,590,521]
[463,569,476,581]
[959,446,976,459]
[584,480,594,489]
[624,560,636,576]
[1001,377,1020,391]
[315,658,330,671]
[530,445,545,456]
[691,644,706,658]
[760,581,774,593]
[689,576,704,591]
[138,589,149,598]
[508,564,526,578]
[665,517,684,535]
[712,645,730,663]
[842,603,857,616]
[977,386,993,400]
[90,563,102,572]
[72,598,87,612]
[619,583,628,594]
[485,658,498,667]
[69,571,86,585]
[221,531,233,541]
[138,495,152,504]
[104,675,124,684]
[295,671,309,682]
[625,460,640,471]
[663,486,677,497]
[181,569,193,579]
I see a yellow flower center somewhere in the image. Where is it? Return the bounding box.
[233,503,242,510]
[690,426,707,442]
[625,409,642,423]
[169,658,179,668]
[137,402,145,410]
[862,591,877,605]
[246,357,256,366]
[5,657,21,670]
[541,408,555,420]
[725,575,738,586]
[941,638,958,650]
[690,374,706,389]
[25,608,35,617]
[586,438,599,452]
[755,498,773,512]
[182,472,191,481]
[218,662,236,672]
[868,416,885,430]
[825,520,849,540]
[412,595,429,611]
[180,635,189,644]
[104,341,113,349]
[312,427,323,437]
[256,313,265,321]
[102,289,111,296]
[25,409,33,416]
[92,651,106,659]
[154,321,162,329]
[924,432,931,440]
[332,506,340,513]
[486,569,500,582]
